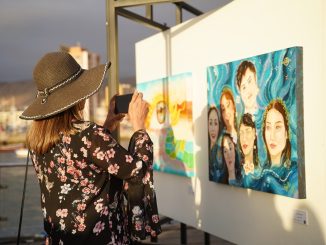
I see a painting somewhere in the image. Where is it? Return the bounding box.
[207,47,305,198]
[137,72,195,177]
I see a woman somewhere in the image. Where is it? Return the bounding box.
[208,106,222,182]
[220,88,238,144]
[20,52,161,244]
[263,100,291,167]
[261,99,298,197]
[239,113,258,170]
[238,113,261,189]
[208,106,220,150]
[221,133,241,186]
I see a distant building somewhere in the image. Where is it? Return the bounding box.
[119,83,134,95]
[60,43,103,122]
[0,81,36,143]
[60,43,100,70]
[0,97,28,143]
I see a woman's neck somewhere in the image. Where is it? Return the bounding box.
[210,141,216,150]
[228,170,236,180]
[271,153,282,167]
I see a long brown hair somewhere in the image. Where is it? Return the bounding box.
[219,88,236,131]
[26,101,85,155]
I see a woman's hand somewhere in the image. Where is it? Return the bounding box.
[128,91,149,132]
[103,94,125,132]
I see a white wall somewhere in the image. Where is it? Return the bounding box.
[136,1,326,244]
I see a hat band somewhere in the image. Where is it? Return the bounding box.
[37,67,83,104]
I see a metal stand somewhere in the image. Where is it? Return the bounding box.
[180,223,187,244]
[105,0,203,107]
[0,167,8,223]
[105,3,211,245]
[204,232,211,245]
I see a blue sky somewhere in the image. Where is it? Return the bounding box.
[0,0,230,82]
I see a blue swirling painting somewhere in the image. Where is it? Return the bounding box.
[207,47,305,198]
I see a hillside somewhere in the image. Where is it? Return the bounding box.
[0,80,36,110]
[0,77,136,111]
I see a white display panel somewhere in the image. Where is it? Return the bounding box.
[136,1,326,244]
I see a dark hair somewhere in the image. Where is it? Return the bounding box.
[262,99,291,167]
[208,106,219,124]
[208,106,220,145]
[239,113,258,166]
[219,88,237,131]
[236,60,257,90]
[221,133,241,184]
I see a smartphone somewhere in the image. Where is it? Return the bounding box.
[114,93,133,114]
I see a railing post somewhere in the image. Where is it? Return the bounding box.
[204,232,210,245]
[106,0,120,141]
[180,222,187,244]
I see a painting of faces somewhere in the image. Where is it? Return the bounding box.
[137,73,195,177]
[207,47,305,198]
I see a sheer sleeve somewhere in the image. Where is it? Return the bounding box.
[88,125,152,180]
[124,130,162,240]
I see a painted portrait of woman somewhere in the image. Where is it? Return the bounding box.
[263,99,291,167]
[239,113,261,189]
[261,99,298,197]
[221,133,241,186]
[220,88,237,144]
[208,106,223,182]
[208,106,220,150]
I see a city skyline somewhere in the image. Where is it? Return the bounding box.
[0,0,231,82]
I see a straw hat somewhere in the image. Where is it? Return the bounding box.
[20,52,110,120]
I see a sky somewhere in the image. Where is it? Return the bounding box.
[0,0,231,82]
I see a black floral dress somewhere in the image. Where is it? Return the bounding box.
[30,122,161,244]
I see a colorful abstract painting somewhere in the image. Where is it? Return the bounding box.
[207,47,305,198]
[137,73,194,177]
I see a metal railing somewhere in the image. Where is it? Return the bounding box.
[0,161,44,244]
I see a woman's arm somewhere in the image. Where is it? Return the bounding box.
[89,125,152,180]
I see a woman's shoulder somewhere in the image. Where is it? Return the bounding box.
[72,120,93,131]
[73,121,108,133]
[71,121,105,137]
[76,122,113,142]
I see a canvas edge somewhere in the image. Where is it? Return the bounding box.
[295,46,306,199]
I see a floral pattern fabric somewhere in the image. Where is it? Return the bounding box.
[31,122,161,244]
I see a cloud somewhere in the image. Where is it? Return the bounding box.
[0,0,107,81]
[0,0,232,81]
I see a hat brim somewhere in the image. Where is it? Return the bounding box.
[20,62,111,120]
